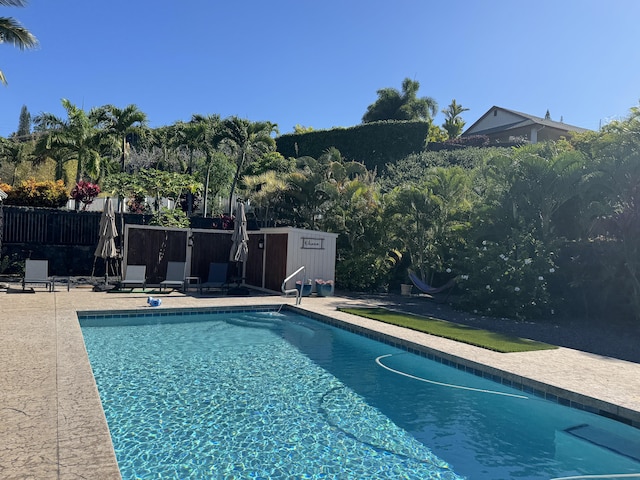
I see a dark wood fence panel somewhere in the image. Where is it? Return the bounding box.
[1,206,158,247]
[125,228,188,284]
[3,208,50,243]
[55,212,101,245]
[3,207,105,246]
[190,231,232,281]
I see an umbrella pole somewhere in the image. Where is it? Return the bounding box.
[91,256,98,280]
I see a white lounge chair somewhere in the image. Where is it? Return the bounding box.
[159,261,186,292]
[119,265,146,290]
[22,259,53,292]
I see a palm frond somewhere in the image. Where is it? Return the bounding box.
[0,17,37,49]
[0,1,28,7]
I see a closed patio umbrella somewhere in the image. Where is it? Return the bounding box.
[228,201,249,294]
[93,197,119,283]
[229,201,248,263]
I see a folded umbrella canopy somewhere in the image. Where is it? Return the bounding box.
[93,197,119,282]
[228,201,249,295]
[229,201,249,263]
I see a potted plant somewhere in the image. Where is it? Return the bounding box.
[400,282,413,296]
[315,279,334,297]
[295,279,313,297]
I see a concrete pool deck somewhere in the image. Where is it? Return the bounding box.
[1,288,639,479]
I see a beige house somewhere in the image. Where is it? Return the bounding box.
[462,106,589,144]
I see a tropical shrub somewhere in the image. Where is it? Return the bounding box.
[126,193,150,214]
[0,252,21,274]
[454,236,557,319]
[70,180,100,210]
[385,166,472,284]
[336,250,395,292]
[2,178,69,208]
[149,207,189,228]
[211,214,235,230]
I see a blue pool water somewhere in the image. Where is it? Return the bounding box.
[80,309,640,479]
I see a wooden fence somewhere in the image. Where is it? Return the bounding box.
[1,206,260,246]
[1,206,152,246]
[0,206,250,276]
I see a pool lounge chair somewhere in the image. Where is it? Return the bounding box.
[408,270,457,299]
[119,265,147,290]
[159,261,186,292]
[22,259,53,292]
[200,262,228,294]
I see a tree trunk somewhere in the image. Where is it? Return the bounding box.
[121,136,126,172]
[228,151,246,216]
[203,165,211,217]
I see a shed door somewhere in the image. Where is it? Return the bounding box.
[264,234,288,291]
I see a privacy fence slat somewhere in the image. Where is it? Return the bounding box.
[2,207,99,245]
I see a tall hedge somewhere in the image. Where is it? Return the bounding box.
[276,121,431,173]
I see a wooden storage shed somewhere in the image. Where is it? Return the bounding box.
[123,225,337,293]
[249,227,338,292]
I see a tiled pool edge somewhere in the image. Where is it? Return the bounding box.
[291,305,640,429]
[76,304,279,320]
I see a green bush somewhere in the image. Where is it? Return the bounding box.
[336,251,393,292]
[455,237,557,319]
[276,121,431,173]
[149,207,189,228]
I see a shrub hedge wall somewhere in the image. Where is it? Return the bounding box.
[276,121,431,173]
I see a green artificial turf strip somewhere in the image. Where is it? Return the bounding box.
[338,307,557,353]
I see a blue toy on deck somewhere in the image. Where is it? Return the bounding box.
[147,296,162,307]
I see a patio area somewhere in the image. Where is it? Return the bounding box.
[1,288,639,479]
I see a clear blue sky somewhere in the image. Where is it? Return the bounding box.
[2,0,639,137]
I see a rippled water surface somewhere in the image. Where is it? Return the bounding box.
[81,310,640,479]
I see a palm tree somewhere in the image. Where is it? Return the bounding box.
[220,117,277,215]
[0,0,38,85]
[362,78,438,123]
[189,115,237,217]
[170,115,227,216]
[241,171,288,227]
[33,99,104,200]
[98,104,148,172]
[385,166,472,282]
[148,124,180,170]
[0,136,33,185]
[283,148,367,229]
[441,100,469,139]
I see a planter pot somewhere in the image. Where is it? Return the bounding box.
[400,283,413,296]
[315,281,334,297]
[295,281,312,297]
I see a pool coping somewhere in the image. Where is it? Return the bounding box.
[2,291,639,479]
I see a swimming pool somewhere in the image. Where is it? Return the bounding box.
[80,307,640,479]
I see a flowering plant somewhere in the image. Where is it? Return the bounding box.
[455,235,557,319]
[212,214,235,230]
[70,181,100,210]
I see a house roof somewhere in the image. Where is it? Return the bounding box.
[0,189,7,201]
[462,106,590,137]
